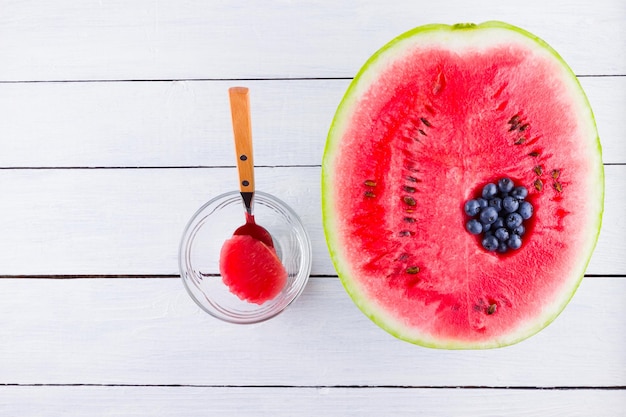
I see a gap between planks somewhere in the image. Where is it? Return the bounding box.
[0,275,623,279]
[0,165,322,170]
[0,74,624,84]
[0,163,622,170]
[0,383,624,390]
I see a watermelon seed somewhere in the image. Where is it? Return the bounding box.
[514,136,526,145]
[403,186,416,193]
[534,179,544,192]
[418,129,427,136]
[553,181,563,193]
[528,150,540,157]
[399,230,414,237]
[403,196,416,206]
[364,179,377,187]
[551,169,560,179]
[508,114,520,125]
[364,191,376,198]
[403,217,415,223]
[420,117,432,127]
[533,165,543,176]
[396,253,409,261]
[406,176,420,183]
[487,304,497,315]
[432,71,446,95]
[406,266,420,274]
[519,123,530,132]
[508,114,519,124]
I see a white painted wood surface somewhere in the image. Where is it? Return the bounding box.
[1,0,624,415]
[0,278,624,387]
[0,77,624,167]
[1,0,624,80]
[0,386,624,417]
[0,166,624,276]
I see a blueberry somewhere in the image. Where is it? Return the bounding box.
[512,224,525,237]
[511,186,528,200]
[479,206,499,225]
[482,222,492,232]
[477,198,488,208]
[496,242,509,253]
[464,199,481,216]
[466,219,483,235]
[482,183,498,200]
[482,235,499,252]
[507,234,522,250]
[518,201,534,220]
[502,196,519,213]
[489,197,502,212]
[505,212,523,229]
[492,217,505,230]
[494,227,510,242]
[498,177,514,193]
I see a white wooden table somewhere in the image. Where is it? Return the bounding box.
[1,1,625,415]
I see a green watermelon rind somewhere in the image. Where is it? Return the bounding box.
[322,21,604,349]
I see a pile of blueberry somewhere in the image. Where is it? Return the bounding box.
[464,177,533,253]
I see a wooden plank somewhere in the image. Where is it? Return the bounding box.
[1,0,624,81]
[583,76,626,165]
[0,77,623,167]
[0,277,623,387]
[0,79,340,168]
[0,386,624,417]
[0,165,621,276]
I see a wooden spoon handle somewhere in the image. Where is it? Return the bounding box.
[228,87,255,194]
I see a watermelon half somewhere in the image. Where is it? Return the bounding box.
[322,22,603,349]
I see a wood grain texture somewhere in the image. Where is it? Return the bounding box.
[0,386,624,417]
[0,166,622,276]
[1,0,624,81]
[0,77,623,167]
[0,277,623,387]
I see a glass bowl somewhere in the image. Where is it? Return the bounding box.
[179,190,312,324]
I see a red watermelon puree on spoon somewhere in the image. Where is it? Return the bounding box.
[219,87,287,304]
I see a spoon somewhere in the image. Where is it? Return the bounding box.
[228,87,275,248]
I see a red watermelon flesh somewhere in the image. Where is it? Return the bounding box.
[322,22,603,348]
[219,235,288,304]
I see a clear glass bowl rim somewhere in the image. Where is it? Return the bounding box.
[178,190,312,324]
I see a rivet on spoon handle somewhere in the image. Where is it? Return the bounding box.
[229,87,255,215]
